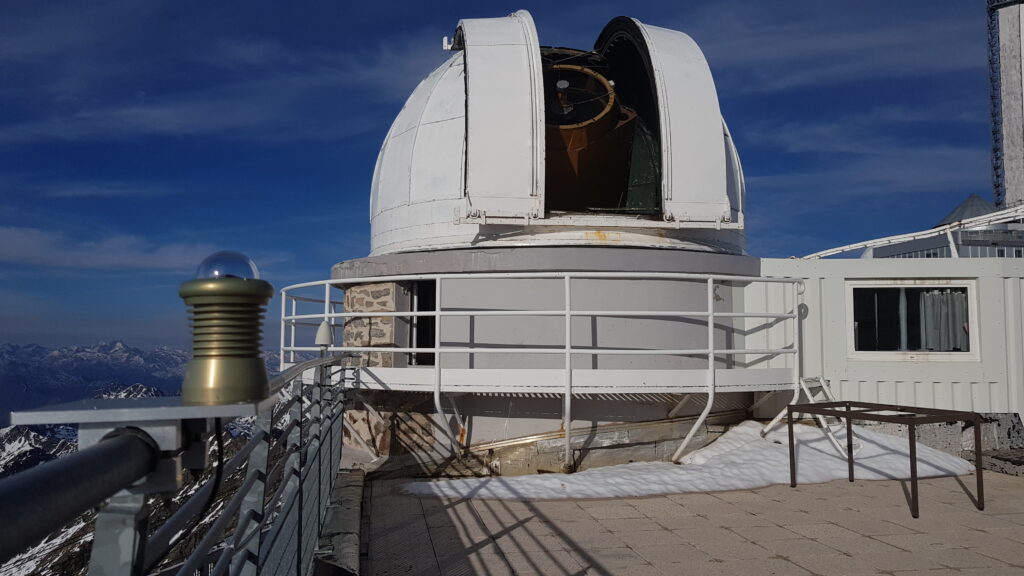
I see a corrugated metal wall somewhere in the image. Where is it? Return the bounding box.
[754,258,1024,416]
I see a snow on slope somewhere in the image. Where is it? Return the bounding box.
[0,426,74,478]
[0,518,92,576]
[404,421,975,500]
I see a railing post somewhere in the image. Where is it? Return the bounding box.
[432,277,459,454]
[670,277,717,462]
[87,492,148,576]
[235,407,272,576]
[312,356,324,535]
[792,281,802,396]
[563,275,573,473]
[280,290,288,371]
[293,375,305,576]
[332,369,345,474]
[290,298,298,365]
[321,367,333,527]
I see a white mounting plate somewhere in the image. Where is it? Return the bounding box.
[10,396,277,426]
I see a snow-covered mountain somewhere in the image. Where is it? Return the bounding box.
[0,426,75,479]
[0,378,267,576]
[0,341,185,426]
[0,382,168,479]
[0,341,281,426]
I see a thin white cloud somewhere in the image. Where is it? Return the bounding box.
[743,104,989,199]
[0,227,217,271]
[748,145,988,198]
[0,14,448,146]
[37,181,166,199]
[679,0,983,92]
[0,75,383,145]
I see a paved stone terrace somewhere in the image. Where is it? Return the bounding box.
[361,472,1024,575]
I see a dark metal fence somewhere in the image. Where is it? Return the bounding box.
[0,355,346,576]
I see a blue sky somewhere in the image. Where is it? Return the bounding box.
[0,0,992,348]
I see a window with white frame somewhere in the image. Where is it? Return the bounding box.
[848,281,976,357]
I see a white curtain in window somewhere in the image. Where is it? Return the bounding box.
[919,289,968,351]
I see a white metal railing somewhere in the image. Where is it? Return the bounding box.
[802,203,1024,259]
[280,272,804,465]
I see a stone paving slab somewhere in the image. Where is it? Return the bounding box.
[361,473,1024,575]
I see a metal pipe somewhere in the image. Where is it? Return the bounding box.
[290,299,297,365]
[563,275,573,472]
[286,309,716,320]
[268,356,344,395]
[974,416,985,510]
[667,394,694,419]
[432,278,458,454]
[279,293,344,305]
[788,407,796,487]
[671,278,718,462]
[748,390,779,413]
[286,344,796,356]
[294,375,305,576]
[284,272,805,292]
[0,429,159,564]
[759,283,804,437]
[791,281,802,409]
[909,424,919,518]
[945,229,960,258]
[847,403,854,482]
[286,346,719,355]
[174,473,259,576]
[146,429,266,569]
[280,291,288,371]
[284,308,797,322]
[803,203,1024,259]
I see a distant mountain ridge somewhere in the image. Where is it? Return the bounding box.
[0,341,281,426]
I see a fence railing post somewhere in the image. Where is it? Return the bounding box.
[293,375,305,576]
[235,406,273,576]
[310,366,323,543]
[87,491,148,576]
[563,275,573,473]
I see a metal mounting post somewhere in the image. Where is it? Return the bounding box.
[88,492,148,576]
[563,275,574,473]
[235,409,271,576]
[312,351,325,533]
[671,277,717,462]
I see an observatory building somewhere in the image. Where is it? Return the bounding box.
[282,10,1024,475]
[282,11,803,474]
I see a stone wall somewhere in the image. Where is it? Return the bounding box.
[859,413,1024,456]
[340,282,422,460]
[341,282,407,368]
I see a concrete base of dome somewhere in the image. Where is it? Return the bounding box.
[334,245,758,279]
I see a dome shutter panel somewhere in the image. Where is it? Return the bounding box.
[597,18,733,225]
[456,10,545,220]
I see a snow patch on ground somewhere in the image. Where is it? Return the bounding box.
[404,421,975,500]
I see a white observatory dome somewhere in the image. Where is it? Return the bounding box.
[369,11,746,257]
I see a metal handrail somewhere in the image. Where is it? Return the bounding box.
[281,272,804,468]
[802,202,1024,259]
[143,429,268,570]
[160,356,345,576]
[0,428,160,564]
